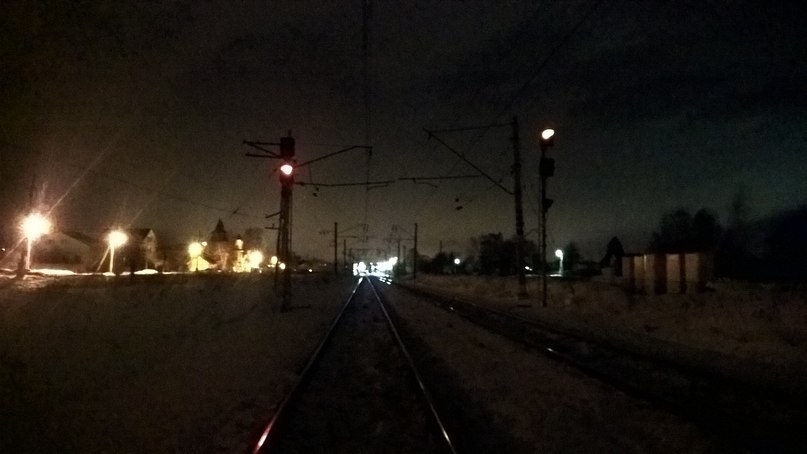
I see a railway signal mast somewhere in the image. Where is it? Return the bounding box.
[245,133,375,310]
[243,132,296,310]
[277,136,295,309]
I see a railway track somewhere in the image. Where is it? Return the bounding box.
[390,280,807,453]
[251,277,456,453]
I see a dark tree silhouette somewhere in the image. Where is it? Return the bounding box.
[649,208,721,253]
[600,236,624,275]
[468,233,537,276]
[562,242,582,272]
[764,205,807,280]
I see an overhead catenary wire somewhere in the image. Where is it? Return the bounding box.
[409,0,608,226]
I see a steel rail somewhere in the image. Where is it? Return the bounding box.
[252,276,457,453]
[393,281,807,453]
[251,277,364,454]
[367,276,458,454]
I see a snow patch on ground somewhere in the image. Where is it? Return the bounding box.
[406,275,807,394]
[384,283,721,452]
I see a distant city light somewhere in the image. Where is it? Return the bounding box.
[21,213,51,241]
[374,257,398,274]
[555,249,563,259]
[278,262,286,270]
[280,164,293,176]
[21,213,51,272]
[107,230,128,274]
[108,230,127,249]
[453,257,461,265]
[247,250,263,269]
[188,242,204,272]
[541,129,555,140]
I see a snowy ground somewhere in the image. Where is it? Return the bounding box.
[380,282,723,452]
[2,270,804,452]
[403,274,807,396]
[0,272,356,453]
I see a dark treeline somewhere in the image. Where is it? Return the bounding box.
[418,203,807,282]
[648,205,807,281]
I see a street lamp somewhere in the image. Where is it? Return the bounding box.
[235,237,244,272]
[555,248,564,275]
[20,213,51,272]
[538,128,556,307]
[247,250,263,270]
[188,242,203,272]
[541,129,555,146]
[107,230,128,274]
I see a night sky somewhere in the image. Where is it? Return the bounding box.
[2,0,805,260]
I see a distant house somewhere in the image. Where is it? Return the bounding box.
[205,219,231,270]
[19,230,101,273]
[112,228,159,272]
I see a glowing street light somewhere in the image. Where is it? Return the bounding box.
[247,250,264,270]
[21,213,51,271]
[280,163,293,177]
[541,128,555,144]
[188,241,203,272]
[107,230,128,274]
[234,237,245,271]
[453,257,461,265]
[555,248,564,275]
[538,127,557,307]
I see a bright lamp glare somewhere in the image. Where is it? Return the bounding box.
[247,250,263,268]
[108,230,128,249]
[541,129,555,140]
[21,213,51,240]
[555,249,564,259]
[188,242,203,257]
[280,164,293,175]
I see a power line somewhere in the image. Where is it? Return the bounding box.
[57,161,266,220]
[497,0,608,115]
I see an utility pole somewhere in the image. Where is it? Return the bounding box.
[538,129,556,307]
[413,222,418,280]
[277,135,294,310]
[243,133,295,310]
[425,119,528,298]
[333,222,338,275]
[17,176,37,277]
[511,116,528,299]
[245,136,373,309]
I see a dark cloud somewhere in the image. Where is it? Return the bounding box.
[2,0,805,258]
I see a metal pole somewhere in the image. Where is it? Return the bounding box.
[26,237,32,271]
[541,147,548,307]
[279,183,292,310]
[333,222,338,275]
[413,223,418,280]
[512,116,528,299]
